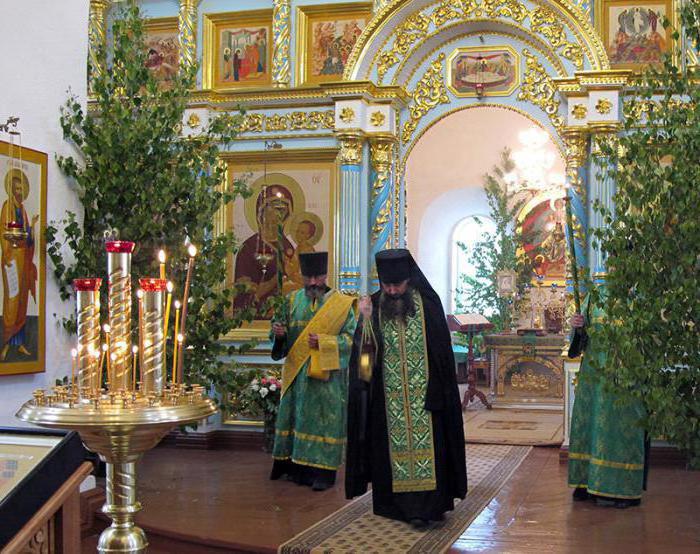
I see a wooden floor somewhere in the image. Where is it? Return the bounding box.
[83,446,700,553]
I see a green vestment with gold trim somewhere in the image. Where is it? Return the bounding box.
[568,294,646,499]
[272,288,356,470]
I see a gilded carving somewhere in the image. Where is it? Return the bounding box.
[373,0,392,12]
[430,1,462,27]
[529,7,584,69]
[186,113,201,129]
[339,107,356,123]
[266,114,290,131]
[562,127,588,202]
[571,103,587,120]
[237,111,334,133]
[517,49,564,129]
[483,0,528,23]
[272,0,291,88]
[402,53,450,143]
[370,111,387,127]
[595,98,613,115]
[377,12,431,79]
[178,0,198,71]
[240,114,264,133]
[371,0,599,85]
[370,139,394,252]
[289,110,335,130]
[88,0,110,93]
[338,134,364,165]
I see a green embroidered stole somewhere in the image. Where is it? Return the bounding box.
[381,291,437,493]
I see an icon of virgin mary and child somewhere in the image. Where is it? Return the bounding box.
[233,181,323,318]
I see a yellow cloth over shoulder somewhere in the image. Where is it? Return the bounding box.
[281,292,356,395]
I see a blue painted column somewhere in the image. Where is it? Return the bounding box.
[588,124,618,282]
[368,136,396,291]
[562,127,589,292]
[336,132,365,294]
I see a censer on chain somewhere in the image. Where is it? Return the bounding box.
[358,315,376,383]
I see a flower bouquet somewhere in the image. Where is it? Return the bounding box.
[248,374,282,452]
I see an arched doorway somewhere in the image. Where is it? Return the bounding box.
[405,106,565,308]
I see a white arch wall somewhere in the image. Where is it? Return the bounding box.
[406,106,565,310]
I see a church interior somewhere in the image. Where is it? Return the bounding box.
[1,0,698,552]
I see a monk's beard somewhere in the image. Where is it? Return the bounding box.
[305,285,325,300]
[380,288,416,323]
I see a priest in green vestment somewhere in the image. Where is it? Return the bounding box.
[269,251,357,491]
[346,249,467,529]
[567,291,646,507]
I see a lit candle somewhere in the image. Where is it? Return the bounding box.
[99,343,108,391]
[171,300,181,384]
[105,240,135,391]
[158,249,166,280]
[177,244,197,383]
[103,324,111,387]
[137,289,145,390]
[132,345,138,390]
[92,348,101,395]
[70,348,78,391]
[163,281,173,373]
[110,353,117,389]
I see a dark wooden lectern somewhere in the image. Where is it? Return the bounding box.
[447,314,494,410]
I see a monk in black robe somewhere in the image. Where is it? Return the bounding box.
[345,249,467,529]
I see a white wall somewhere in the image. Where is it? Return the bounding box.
[0,0,88,421]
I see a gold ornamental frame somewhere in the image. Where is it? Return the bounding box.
[0,141,47,377]
[595,0,677,71]
[294,2,373,87]
[220,148,340,342]
[202,9,274,91]
[446,45,521,98]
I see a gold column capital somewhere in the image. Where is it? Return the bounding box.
[561,126,589,168]
[337,132,364,165]
[589,123,620,158]
[369,136,396,169]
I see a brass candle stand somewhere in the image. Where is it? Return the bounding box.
[15,238,214,553]
[16,384,216,554]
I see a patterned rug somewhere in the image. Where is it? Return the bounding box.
[278,444,531,554]
[464,408,564,446]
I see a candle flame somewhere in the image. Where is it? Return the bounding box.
[110,353,117,361]
[103,323,111,333]
[102,343,108,352]
[137,289,144,299]
[174,300,181,310]
[158,250,166,263]
[132,345,139,354]
[188,244,197,257]
[166,281,174,293]
[177,334,184,343]
[71,348,78,358]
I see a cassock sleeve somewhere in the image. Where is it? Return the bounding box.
[345,312,373,499]
[567,295,590,358]
[422,296,461,412]
[270,293,292,361]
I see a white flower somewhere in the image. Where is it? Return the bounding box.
[251,384,260,391]
[260,388,269,398]
[252,378,259,386]
[269,384,277,392]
